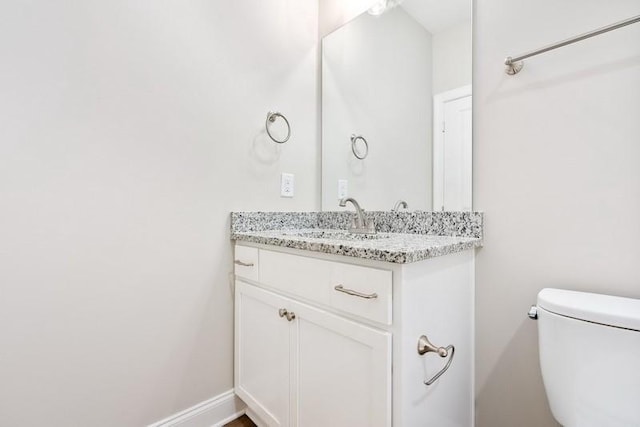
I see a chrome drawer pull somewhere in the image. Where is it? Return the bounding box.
[334,285,378,300]
[234,260,255,267]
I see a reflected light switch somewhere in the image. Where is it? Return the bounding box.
[338,179,348,199]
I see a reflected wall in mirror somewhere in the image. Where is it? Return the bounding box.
[321,0,472,212]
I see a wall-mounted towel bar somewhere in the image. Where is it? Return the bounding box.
[505,14,640,75]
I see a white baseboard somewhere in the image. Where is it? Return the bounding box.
[244,408,267,427]
[148,389,246,427]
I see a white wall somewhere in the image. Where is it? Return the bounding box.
[319,0,376,37]
[474,0,640,425]
[321,8,432,210]
[0,1,318,425]
[433,21,472,94]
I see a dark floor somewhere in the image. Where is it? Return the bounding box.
[224,414,257,427]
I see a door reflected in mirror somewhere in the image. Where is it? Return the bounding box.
[321,0,472,211]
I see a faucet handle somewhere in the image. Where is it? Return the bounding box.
[350,216,358,229]
[351,216,376,234]
[365,219,376,233]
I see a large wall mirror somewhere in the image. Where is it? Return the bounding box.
[321,0,472,212]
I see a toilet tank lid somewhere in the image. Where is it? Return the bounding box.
[538,288,640,331]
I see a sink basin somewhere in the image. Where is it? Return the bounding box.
[283,230,389,241]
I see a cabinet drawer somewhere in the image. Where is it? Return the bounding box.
[234,245,259,281]
[259,249,331,304]
[259,249,392,325]
[330,263,392,325]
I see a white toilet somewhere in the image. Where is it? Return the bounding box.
[533,288,640,427]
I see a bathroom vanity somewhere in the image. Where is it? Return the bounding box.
[231,212,482,427]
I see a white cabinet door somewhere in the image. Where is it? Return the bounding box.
[235,281,293,427]
[291,300,392,427]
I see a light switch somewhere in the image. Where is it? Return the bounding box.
[281,173,294,198]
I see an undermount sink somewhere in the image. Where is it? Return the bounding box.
[283,230,389,241]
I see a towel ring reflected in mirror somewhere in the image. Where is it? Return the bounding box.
[266,111,291,144]
[351,134,368,159]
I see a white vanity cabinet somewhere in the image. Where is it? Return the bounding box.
[236,282,391,427]
[233,243,474,427]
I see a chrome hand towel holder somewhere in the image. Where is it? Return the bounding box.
[266,111,291,143]
[351,134,368,159]
[417,334,455,386]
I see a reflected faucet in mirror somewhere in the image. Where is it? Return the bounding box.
[339,197,376,235]
[392,200,409,212]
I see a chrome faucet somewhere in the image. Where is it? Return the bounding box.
[339,197,376,234]
[392,200,408,212]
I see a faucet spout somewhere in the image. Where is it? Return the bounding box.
[339,197,376,234]
[339,197,364,227]
[392,200,408,212]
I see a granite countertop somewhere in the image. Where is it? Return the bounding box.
[232,228,482,264]
[230,211,483,263]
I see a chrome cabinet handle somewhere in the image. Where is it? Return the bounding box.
[334,285,378,300]
[278,308,295,321]
[234,260,255,267]
[417,334,455,386]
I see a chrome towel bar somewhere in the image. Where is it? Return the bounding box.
[505,14,640,75]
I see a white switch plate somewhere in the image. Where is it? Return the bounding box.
[281,173,294,198]
[338,179,348,199]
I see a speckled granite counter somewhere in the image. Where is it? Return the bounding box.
[231,211,483,264]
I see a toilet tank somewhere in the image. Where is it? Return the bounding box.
[537,288,640,427]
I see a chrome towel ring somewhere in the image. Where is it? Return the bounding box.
[266,111,291,144]
[417,334,455,386]
[351,134,368,159]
